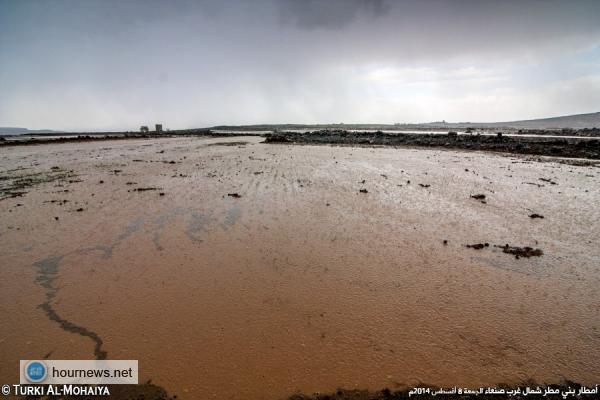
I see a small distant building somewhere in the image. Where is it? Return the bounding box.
[140,126,149,133]
[155,124,163,134]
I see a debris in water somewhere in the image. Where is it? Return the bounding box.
[539,178,557,185]
[496,244,544,259]
[466,243,489,250]
[228,193,241,198]
[470,194,487,203]
[359,188,368,193]
[529,213,544,219]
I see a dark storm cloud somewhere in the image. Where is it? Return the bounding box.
[278,0,389,30]
[0,0,599,130]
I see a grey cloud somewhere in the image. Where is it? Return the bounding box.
[278,0,389,30]
[0,0,599,130]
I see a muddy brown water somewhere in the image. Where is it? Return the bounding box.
[1,136,599,399]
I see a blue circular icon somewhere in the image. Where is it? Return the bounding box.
[25,361,47,383]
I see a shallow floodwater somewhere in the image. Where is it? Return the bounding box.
[1,136,599,399]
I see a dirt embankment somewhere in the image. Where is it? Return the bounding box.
[0,130,250,147]
[264,130,600,159]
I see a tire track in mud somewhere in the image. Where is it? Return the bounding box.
[150,207,212,249]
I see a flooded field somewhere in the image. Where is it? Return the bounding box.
[1,136,599,399]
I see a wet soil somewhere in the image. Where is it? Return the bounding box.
[0,168,77,200]
[1,136,599,399]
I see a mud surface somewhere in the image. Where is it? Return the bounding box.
[1,136,599,399]
[264,130,600,160]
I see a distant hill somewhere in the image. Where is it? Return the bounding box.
[0,127,62,135]
[210,112,600,131]
[477,112,600,129]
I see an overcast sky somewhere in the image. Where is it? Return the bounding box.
[1,0,599,130]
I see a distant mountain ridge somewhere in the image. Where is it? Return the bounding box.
[211,112,600,131]
[472,111,600,129]
[0,127,61,135]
